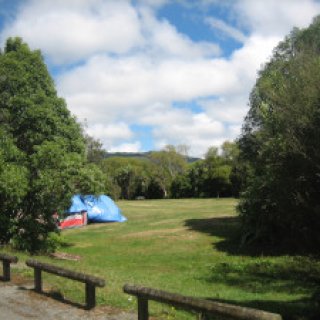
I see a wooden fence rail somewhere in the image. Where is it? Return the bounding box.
[26,259,105,309]
[0,253,18,281]
[123,284,283,320]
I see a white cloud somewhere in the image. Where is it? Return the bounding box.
[87,122,133,142]
[152,111,226,157]
[1,0,143,64]
[109,141,142,153]
[2,0,320,157]
[55,18,286,156]
[235,0,320,36]
[1,0,221,64]
[86,122,143,153]
[197,34,280,125]
[86,122,136,152]
[200,95,248,124]
[136,0,170,8]
[57,54,239,124]
[60,29,277,154]
[139,7,221,59]
[205,17,247,43]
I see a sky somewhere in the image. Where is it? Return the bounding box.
[0,0,320,157]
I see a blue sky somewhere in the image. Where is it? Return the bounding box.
[1,0,320,157]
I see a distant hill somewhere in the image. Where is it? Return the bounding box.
[105,152,200,163]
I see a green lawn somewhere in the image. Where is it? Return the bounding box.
[3,199,320,319]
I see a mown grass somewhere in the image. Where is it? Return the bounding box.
[3,198,320,319]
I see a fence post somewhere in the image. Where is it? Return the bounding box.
[0,254,18,282]
[26,259,105,308]
[138,296,149,320]
[123,284,283,320]
[34,267,42,292]
[3,260,11,281]
[85,282,96,309]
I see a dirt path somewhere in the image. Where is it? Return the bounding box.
[0,281,136,320]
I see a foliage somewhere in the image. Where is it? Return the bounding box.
[145,177,165,199]
[0,129,29,242]
[100,145,189,199]
[99,141,242,200]
[221,140,239,164]
[100,157,153,199]
[229,153,251,198]
[171,144,239,198]
[201,147,232,198]
[149,145,187,197]
[83,132,107,164]
[170,174,193,198]
[238,17,320,251]
[0,38,104,253]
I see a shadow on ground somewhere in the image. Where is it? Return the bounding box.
[201,297,320,320]
[203,261,320,320]
[185,216,243,254]
[184,216,320,320]
[18,285,88,310]
[185,216,320,256]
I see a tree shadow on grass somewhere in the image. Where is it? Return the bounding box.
[202,297,320,320]
[184,216,320,319]
[184,216,319,256]
[185,216,260,257]
[204,259,320,319]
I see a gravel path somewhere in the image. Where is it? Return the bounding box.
[0,281,136,320]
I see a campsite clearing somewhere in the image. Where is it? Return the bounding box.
[3,198,320,319]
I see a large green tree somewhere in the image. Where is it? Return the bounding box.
[0,38,104,253]
[149,145,187,197]
[201,147,232,198]
[100,156,154,200]
[238,17,320,251]
[0,129,28,243]
[171,143,236,199]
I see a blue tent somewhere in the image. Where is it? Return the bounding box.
[68,195,127,223]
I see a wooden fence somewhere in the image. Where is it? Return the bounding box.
[26,259,105,309]
[123,284,283,320]
[0,253,18,281]
[0,253,284,318]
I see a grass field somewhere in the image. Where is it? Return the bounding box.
[3,198,320,319]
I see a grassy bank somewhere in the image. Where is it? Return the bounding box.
[3,198,320,319]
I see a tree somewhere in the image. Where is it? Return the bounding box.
[201,147,232,197]
[146,177,165,199]
[100,157,153,199]
[84,134,107,164]
[0,129,28,243]
[170,143,238,199]
[170,174,193,198]
[238,17,320,251]
[229,150,251,198]
[149,145,187,197]
[80,121,107,164]
[0,38,104,253]
[115,165,136,199]
[221,141,239,164]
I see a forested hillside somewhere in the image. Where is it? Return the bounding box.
[95,142,242,200]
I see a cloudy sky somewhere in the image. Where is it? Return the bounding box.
[1,0,319,157]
